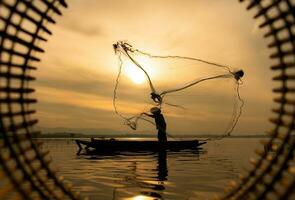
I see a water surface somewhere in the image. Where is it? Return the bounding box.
[43,138,262,200]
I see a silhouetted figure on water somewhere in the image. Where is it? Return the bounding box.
[143,107,167,142]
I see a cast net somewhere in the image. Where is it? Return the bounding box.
[113,41,244,139]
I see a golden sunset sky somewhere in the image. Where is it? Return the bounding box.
[34,0,276,136]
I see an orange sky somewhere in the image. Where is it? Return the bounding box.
[34,0,276,136]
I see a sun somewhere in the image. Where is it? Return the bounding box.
[125,64,146,84]
[122,56,156,85]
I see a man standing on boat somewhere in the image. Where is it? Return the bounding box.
[143,107,167,142]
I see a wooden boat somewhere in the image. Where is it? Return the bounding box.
[75,138,206,154]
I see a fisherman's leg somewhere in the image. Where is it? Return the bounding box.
[158,130,167,142]
[157,130,161,142]
[162,132,167,142]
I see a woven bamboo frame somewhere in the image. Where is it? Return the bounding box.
[0,0,294,199]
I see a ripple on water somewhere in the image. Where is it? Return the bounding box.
[44,138,261,200]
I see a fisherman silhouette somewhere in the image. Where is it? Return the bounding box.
[143,107,167,142]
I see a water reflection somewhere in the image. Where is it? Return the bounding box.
[125,195,155,200]
[79,149,203,199]
[43,139,260,199]
[157,150,168,182]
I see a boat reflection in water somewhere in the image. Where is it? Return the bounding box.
[78,148,204,200]
[45,139,254,199]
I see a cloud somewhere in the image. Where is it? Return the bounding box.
[35,101,116,128]
[60,20,104,37]
[35,86,151,114]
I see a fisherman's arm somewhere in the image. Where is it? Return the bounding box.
[142,112,154,118]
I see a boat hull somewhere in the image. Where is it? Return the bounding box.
[75,139,206,154]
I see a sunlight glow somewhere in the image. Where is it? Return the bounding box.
[125,64,146,84]
[129,195,154,200]
[123,56,157,85]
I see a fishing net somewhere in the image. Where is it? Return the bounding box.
[113,41,244,139]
